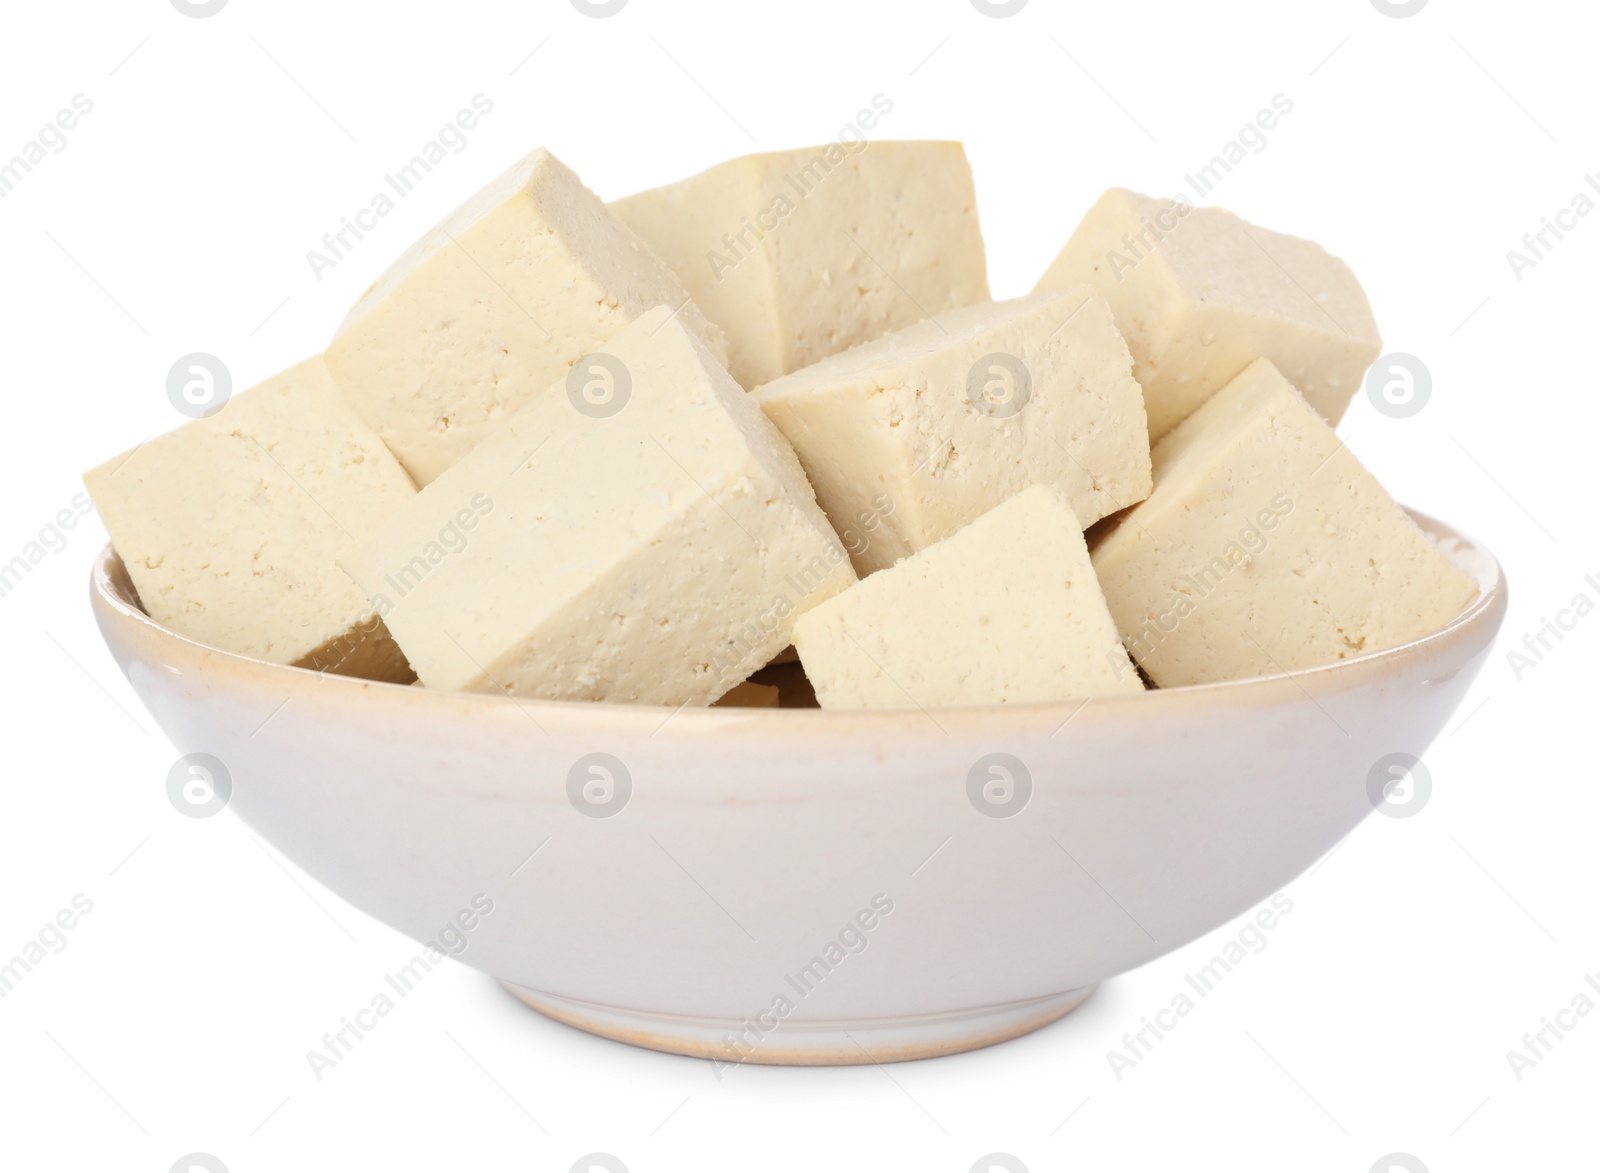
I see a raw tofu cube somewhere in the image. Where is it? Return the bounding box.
[327,148,727,486]
[755,289,1151,575]
[612,140,990,388]
[83,357,417,680]
[1091,358,1479,687]
[1035,188,1381,440]
[793,484,1143,708]
[342,307,855,705]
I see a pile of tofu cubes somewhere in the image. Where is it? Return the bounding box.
[86,143,1478,709]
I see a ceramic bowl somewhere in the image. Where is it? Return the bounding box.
[88,510,1505,1065]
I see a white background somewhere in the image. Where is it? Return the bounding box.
[0,0,1594,1170]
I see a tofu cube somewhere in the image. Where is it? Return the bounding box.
[755,289,1152,575]
[1035,188,1382,440]
[342,307,855,704]
[1091,358,1479,687]
[83,357,417,680]
[326,148,727,486]
[611,140,990,388]
[793,484,1143,708]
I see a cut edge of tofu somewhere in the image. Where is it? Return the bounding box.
[752,290,1081,401]
[1092,356,1481,684]
[793,483,1144,709]
[614,140,989,387]
[754,286,1151,574]
[337,148,556,335]
[1095,356,1352,551]
[1034,187,1383,440]
[612,152,789,388]
[1037,187,1382,346]
[336,147,728,362]
[616,139,977,197]
[341,305,854,702]
[82,355,417,680]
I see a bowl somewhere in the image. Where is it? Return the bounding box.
[88,509,1505,1065]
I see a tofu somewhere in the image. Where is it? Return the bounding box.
[1091,358,1478,687]
[1034,188,1381,440]
[83,357,416,680]
[793,484,1143,708]
[326,148,727,486]
[755,289,1152,576]
[611,141,990,388]
[341,306,855,704]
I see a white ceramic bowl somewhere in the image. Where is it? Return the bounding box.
[89,510,1505,1065]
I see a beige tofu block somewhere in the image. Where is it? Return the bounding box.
[1035,188,1381,440]
[611,140,990,388]
[327,148,727,486]
[794,484,1143,708]
[755,289,1151,576]
[1091,358,1478,687]
[341,307,855,705]
[83,357,417,680]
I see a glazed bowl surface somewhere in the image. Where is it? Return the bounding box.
[88,510,1505,1064]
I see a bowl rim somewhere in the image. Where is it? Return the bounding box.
[89,507,1507,736]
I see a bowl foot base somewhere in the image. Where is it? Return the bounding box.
[499,982,1098,1065]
